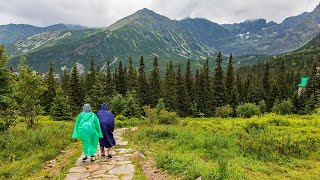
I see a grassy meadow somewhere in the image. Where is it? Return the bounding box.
[124,114,320,179]
[0,117,76,179]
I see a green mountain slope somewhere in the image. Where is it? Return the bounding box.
[4,4,320,73]
[0,23,87,45]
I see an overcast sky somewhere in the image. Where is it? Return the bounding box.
[0,0,319,27]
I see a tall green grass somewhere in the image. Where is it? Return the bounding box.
[0,119,75,179]
[125,114,320,179]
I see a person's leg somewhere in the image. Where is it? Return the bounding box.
[100,146,105,156]
[107,146,113,158]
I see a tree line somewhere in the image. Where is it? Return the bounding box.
[1,44,319,129]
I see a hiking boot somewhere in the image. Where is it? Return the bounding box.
[82,156,87,161]
[108,154,112,158]
[91,156,95,162]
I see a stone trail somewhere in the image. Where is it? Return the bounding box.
[65,128,137,180]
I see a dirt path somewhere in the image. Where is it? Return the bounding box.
[65,128,137,180]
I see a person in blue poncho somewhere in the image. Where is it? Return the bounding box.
[72,104,103,162]
[96,103,116,158]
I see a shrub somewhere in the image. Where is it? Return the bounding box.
[109,93,127,116]
[215,105,233,118]
[122,90,141,118]
[258,100,267,114]
[158,110,178,124]
[115,114,128,122]
[272,99,293,115]
[236,103,261,118]
[143,106,158,125]
[144,106,178,125]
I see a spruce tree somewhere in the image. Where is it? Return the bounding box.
[85,72,107,111]
[196,69,207,115]
[176,64,191,117]
[236,74,243,103]
[204,58,214,115]
[42,61,56,113]
[85,56,96,93]
[127,57,138,91]
[230,85,239,116]
[115,60,127,95]
[137,56,149,106]
[149,56,161,107]
[105,61,115,101]
[50,86,72,120]
[163,61,177,111]
[213,52,226,107]
[16,56,46,127]
[277,60,288,100]
[61,69,70,95]
[0,45,12,113]
[123,90,141,118]
[306,62,318,98]
[185,60,193,100]
[70,65,84,115]
[225,54,234,104]
[192,70,201,116]
[262,62,270,99]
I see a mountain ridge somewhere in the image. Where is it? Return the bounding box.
[3,4,320,73]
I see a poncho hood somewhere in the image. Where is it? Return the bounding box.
[83,104,92,113]
[100,103,108,111]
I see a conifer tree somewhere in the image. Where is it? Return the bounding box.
[149,56,161,107]
[268,80,281,110]
[137,56,149,106]
[262,62,270,99]
[163,61,177,111]
[203,58,214,115]
[42,61,56,113]
[127,57,138,91]
[230,85,239,116]
[176,64,191,117]
[61,69,70,95]
[85,72,107,111]
[236,74,243,103]
[105,61,115,101]
[277,60,288,100]
[192,70,201,116]
[50,86,72,120]
[115,60,127,95]
[123,90,141,118]
[196,69,207,115]
[70,65,84,115]
[213,52,226,107]
[185,60,193,99]
[306,62,318,97]
[85,56,96,93]
[225,54,234,104]
[16,56,46,127]
[0,45,12,113]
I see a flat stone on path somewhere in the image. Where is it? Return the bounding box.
[85,164,100,172]
[121,173,134,180]
[108,160,132,165]
[68,166,87,173]
[101,164,115,171]
[65,172,90,180]
[108,164,135,175]
[65,128,137,180]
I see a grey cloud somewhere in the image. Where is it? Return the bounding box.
[0,0,319,27]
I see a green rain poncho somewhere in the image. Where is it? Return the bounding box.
[72,105,103,156]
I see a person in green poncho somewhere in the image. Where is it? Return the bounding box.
[72,104,103,162]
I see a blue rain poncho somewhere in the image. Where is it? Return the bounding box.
[96,103,116,148]
[72,104,103,156]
